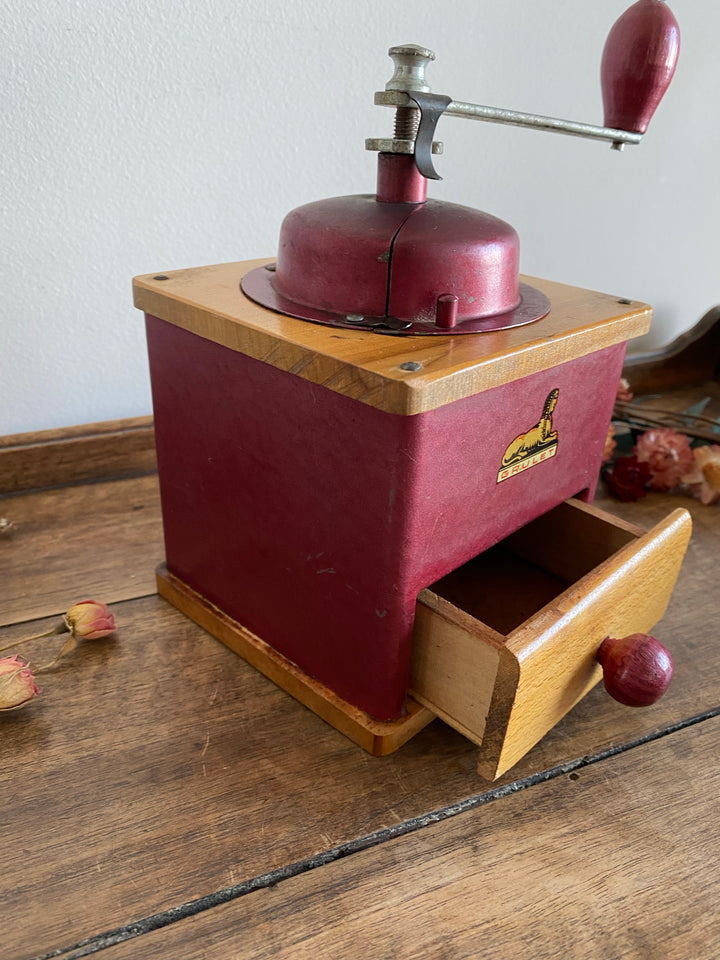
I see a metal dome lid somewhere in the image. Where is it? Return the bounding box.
[242,7,679,336]
[241,154,550,336]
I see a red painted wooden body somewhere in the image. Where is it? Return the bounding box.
[146,315,625,720]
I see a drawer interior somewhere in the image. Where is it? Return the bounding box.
[428,546,572,636]
[426,499,641,637]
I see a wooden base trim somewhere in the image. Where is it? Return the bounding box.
[0,416,157,494]
[156,565,436,757]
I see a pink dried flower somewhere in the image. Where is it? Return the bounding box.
[64,601,116,640]
[605,455,651,502]
[634,428,695,491]
[0,656,39,711]
[602,424,617,464]
[682,445,720,505]
[616,378,633,403]
[0,599,117,674]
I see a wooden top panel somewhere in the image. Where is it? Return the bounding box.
[133,260,651,415]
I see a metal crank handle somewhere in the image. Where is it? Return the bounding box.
[376,91,643,149]
[372,0,680,171]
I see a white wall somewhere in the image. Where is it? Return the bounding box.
[2,0,717,435]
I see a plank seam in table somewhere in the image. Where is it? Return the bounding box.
[30,705,720,960]
[3,409,719,960]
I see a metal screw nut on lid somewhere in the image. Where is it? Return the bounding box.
[385,44,436,92]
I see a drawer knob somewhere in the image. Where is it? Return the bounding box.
[596,633,674,707]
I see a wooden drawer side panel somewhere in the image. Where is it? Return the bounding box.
[504,498,644,583]
[411,594,505,746]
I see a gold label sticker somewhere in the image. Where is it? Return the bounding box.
[497,389,559,484]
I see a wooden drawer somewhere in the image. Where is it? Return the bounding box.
[410,499,691,780]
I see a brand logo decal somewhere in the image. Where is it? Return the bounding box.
[497,389,559,483]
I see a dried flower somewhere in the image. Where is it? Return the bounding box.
[602,424,617,464]
[634,428,695,491]
[0,656,39,711]
[0,599,117,671]
[682,445,720,505]
[63,600,116,640]
[616,378,633,403]
[604,454,652,502]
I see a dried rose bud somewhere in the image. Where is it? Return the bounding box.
[63,600,116,639]
[604,454,651,501]
[0,656,39,711]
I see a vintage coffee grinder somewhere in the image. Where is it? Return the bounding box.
[135,1,690,778]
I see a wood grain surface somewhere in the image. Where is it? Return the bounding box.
[0,596,481,960]
[2,455,719,960]
[491,505,691,778]
[623,306,720,393]
[0,416,157,494]
[133,262,651,415]
[412,500,692,779]
[157,565,435,757]
[0,474,163,626]
[98,716,720,960]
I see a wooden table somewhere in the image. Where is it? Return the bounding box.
[2,418,719,960]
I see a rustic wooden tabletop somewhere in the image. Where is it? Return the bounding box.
[1,418,719,960]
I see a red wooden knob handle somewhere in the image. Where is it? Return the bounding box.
[601,0,680,134]
[596,633,674,707]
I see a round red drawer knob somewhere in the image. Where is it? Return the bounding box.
[596,633,674,707]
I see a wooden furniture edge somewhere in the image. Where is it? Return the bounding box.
[156,565,436,757]
[5,293,710,494]
[623,304,720,393]
[134,262,651,416]
[552,496,646,537]
[0,416,157,495]
[506,504,693,660]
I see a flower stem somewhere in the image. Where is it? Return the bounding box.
[32,634,78,672]
[0,623,68,655]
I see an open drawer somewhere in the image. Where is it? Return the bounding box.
[410,499,691,780]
